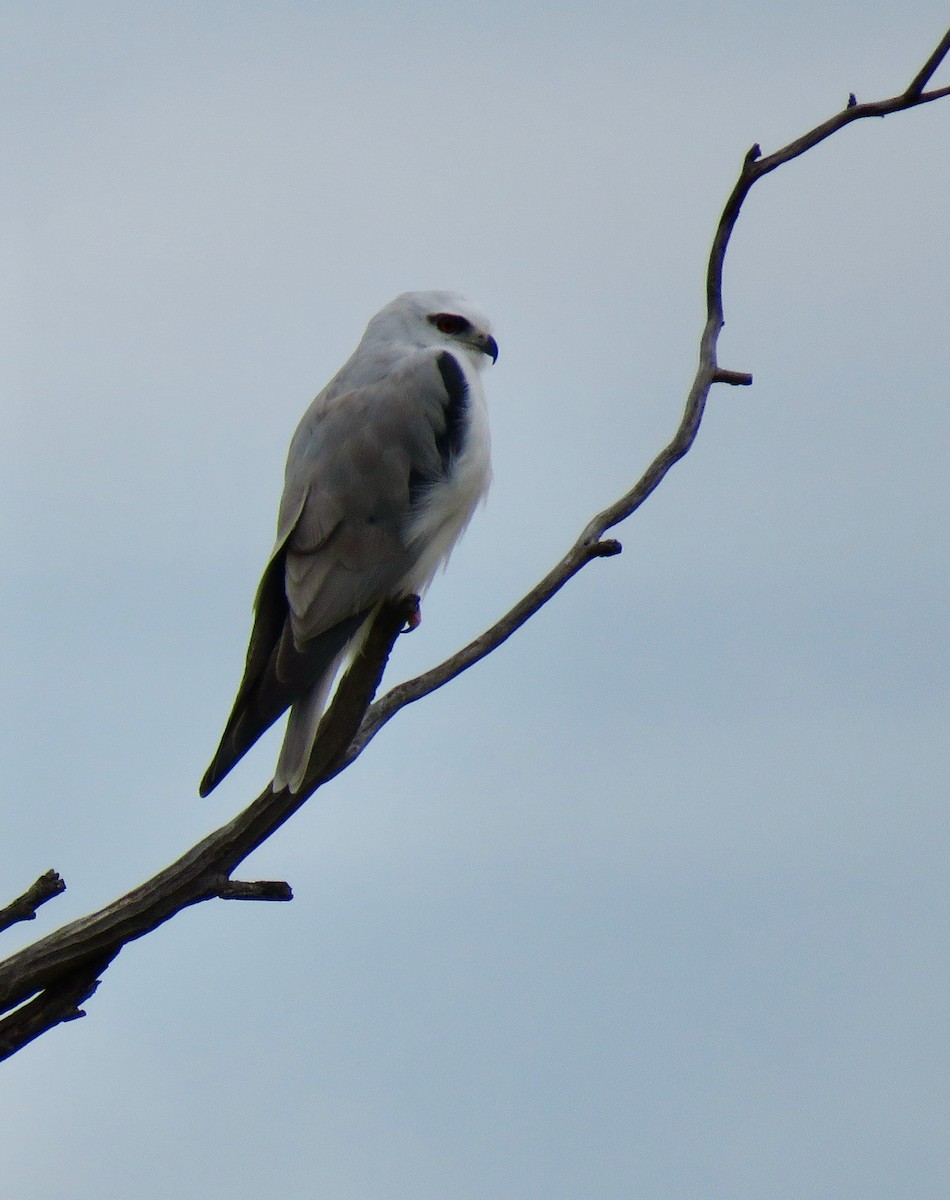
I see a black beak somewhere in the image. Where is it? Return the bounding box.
[482,334,499,364]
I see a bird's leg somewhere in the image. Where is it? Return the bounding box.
[401,594,422,633]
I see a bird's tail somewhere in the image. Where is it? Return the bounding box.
[199,611,369,797]
[272,663,341,794]
[273,605,386,792]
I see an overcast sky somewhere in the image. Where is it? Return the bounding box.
[2,4,949,1198]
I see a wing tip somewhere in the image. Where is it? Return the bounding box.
[199,741,238,796]
[198,762,221,797]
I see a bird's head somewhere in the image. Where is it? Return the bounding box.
[367,290,498,368]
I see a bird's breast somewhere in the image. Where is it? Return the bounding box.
[401,380,491,594]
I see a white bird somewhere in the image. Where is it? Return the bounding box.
[200,291,497,796]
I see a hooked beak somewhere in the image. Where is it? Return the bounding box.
[481,334,499,364]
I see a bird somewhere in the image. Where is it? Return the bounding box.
[199,290,498,797]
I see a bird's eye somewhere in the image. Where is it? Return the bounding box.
[429,313,472,335]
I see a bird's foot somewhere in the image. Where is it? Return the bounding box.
[401,595,422,633]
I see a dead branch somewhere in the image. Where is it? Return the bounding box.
[0,871,66,935]
[1,26,947,1062]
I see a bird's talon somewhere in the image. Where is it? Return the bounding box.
[402,597,422,632]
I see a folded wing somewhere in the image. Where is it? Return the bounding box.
[199,351,471,796]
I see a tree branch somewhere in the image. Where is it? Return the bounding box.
[0,871,66,935]
[216,880,294,901]
[0,953,114,1061]
[2,27,948,1061]
[0,599,413,1062]
[344,27,950,762]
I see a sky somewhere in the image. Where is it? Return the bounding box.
[2,3,949,1197]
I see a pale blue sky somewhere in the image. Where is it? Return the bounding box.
[2,4,949,1197]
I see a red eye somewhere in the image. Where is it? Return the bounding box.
[430,313,471,335]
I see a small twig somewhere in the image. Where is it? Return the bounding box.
[0,871,66,935]
[216,880,294,901]
[712,369,754,386]
[905,26,950,97]
[589,539,623,559]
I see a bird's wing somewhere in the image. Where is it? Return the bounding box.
[199,350,468,795]
[281,350,464,633]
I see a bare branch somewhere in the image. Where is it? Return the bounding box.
[1,29,948,1060]
[216,880,294,901]
[712,369,754,387]
[905,26,950,97]
[347,28,950,760]
[0,871,66,935]
[0,953,114,1061]
[0,599,411,1062]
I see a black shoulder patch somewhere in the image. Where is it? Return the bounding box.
[435,351,469,472]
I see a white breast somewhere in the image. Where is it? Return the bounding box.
[401,366,492,595]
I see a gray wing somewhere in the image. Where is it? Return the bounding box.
[199,350,468,795]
